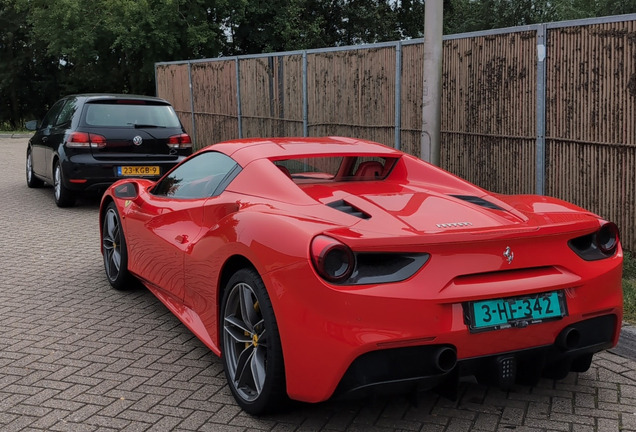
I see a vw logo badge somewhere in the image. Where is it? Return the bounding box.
[133,136,143,146]
[503,246,514,264]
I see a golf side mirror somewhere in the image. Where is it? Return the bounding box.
[25,120,38,131]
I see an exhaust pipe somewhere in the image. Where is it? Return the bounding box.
[432,347,457,373]
[557,327,580,351]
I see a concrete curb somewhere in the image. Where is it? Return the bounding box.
[0,133,32,139]
[610,322,636,360]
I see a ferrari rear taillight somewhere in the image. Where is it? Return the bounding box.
[310,235,355,283]
[568,221,620,261]
[66,132,107,148]
[167,133,193,149]
[597,222,619,254]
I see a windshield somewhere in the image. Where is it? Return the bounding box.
[83,102,182,128]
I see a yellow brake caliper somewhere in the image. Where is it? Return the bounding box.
[245,301,261,349]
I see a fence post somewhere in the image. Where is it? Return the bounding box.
[278,56,285,137]
[394,42,402,150]
[154,64,159,97]
[236,57,243,139]
[536,24,547,195]
[188,61,197,148]
[303,51,308,137]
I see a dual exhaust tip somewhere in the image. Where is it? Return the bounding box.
[430,327,579,375]
[433,347,457,373]
[557,327,581,351]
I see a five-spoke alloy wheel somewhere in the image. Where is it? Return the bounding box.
[221,268,286,415]
[53,161,75,207]
[26,149,43,188]
[101,202,133,290]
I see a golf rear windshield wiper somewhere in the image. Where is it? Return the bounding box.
[129,123,166,128]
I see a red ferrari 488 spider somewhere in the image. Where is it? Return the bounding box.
[100,137,623,415]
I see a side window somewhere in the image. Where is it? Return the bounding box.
[54,98,78,127]
[40,100,67,129]
[152,152,239,199]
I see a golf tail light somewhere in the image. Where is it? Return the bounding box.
[167,133,193,149]
[66,132,107,148]
[310,235,354,283]
[597,222,619,254]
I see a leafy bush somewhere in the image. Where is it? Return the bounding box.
[623,252,636,322]
[624,251,636,280]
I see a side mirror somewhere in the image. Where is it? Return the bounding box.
[113,182,140,202]
[25,120,38,131]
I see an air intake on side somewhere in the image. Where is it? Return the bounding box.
[326,200,371,219]
[450,195,504,211]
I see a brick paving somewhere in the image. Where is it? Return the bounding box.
[1,136,635,432]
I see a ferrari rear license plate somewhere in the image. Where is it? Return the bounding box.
[117,166,160,176]
[469,291,566,332]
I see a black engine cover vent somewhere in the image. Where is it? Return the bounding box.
[326,200,371,219]
[450,195,504,211]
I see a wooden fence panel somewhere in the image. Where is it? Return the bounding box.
[439,32,537,195]
[156,64,192,136]
[239,55,304,139]
[191,61,238,148]
[400,43,423,157]
[307,48,396,147]
[546,20,636,250]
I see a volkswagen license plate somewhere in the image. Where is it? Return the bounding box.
[468,291,567,332]
[117,166,160,176]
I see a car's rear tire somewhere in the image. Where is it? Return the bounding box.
[221,268,287,415]
[102,202,135,290]
[26,149,43,188]
[53,161,76,207]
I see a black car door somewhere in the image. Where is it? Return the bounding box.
[45,98,78,178]
[31,100,66,177]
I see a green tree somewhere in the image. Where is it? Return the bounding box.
[0,0,61,127]
[19,0,228,96]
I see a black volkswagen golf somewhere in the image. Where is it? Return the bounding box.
[26,94,193,207]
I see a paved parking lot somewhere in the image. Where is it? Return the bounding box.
[2,137,636,432]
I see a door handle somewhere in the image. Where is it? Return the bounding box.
[175,235,188,244]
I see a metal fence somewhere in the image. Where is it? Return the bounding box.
[155,14,636,251]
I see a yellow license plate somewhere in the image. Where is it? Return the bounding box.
[117,166,160,176]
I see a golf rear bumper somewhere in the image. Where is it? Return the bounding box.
[61,154,187,191]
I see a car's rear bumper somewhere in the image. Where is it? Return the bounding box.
[263,252,623,403]
[61,154,188,192]
[333,314,615,399]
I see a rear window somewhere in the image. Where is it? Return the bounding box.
[275,157,344,180]
[83,102,181,128]
[273,156,394,182]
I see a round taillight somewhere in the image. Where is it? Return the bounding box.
[310,235,355,283]
[597,222,619,254]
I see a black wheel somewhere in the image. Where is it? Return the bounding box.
[221,268,287,415]
[26,148,44,188]
[102,202,135,290]
[53,161,76,207]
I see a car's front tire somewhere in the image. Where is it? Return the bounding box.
[102,202,135,290]
[221,268,287,415]
[26,149,43,188]
[53,161,76,207]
